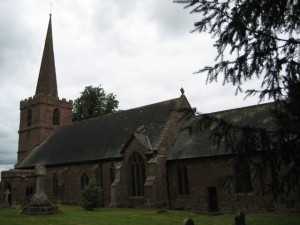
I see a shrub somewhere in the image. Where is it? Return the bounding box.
[80,181,101,211]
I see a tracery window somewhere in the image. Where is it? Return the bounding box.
[53,108,60,125]
[130,153,145,196]
[27,109,32,126]
[177,166,189,195]
[81,173,89,190]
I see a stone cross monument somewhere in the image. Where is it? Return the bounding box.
[22,164,58,214]
[4,189,11,205]
[32,164,48,203]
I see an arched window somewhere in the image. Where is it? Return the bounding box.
[53,173,58,196]
[27,109,32,126]
[81,173,89,190]
[130,153,145,196]
[53,108,60,125]
[234,159,253,193]
[177,166,189,195]
[110,162,115,184]
[26,187,33,196]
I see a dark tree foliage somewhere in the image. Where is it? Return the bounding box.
[72,85,119,121]
[175,0,300,201]
[176,0,300,100]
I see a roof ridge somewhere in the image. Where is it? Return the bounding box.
[71,97,182,125]
[205,101,274,115]
[122,97,181,111]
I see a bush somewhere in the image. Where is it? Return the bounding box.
[80,181,101,211]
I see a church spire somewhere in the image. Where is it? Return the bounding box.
[35,14,58,97]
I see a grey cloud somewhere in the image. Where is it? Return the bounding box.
[0,122,18,165]
[0,2,36,82]
[0,0,263,168]
[0,149,17,165]
[143,1,198,38]
[91,0,139,33]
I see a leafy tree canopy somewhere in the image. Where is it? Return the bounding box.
[72,85,119,121]
[175,0,300,200]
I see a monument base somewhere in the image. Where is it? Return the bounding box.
[0,202,11,210]
[22,165,58,215]
[22,202,58,215]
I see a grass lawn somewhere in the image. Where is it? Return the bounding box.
[0,205,299,225]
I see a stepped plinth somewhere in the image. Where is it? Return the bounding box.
[22,165,58,215]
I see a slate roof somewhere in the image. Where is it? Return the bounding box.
[168,103,275,161]
[16,97,181,169]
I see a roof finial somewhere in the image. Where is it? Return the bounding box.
[180,87,185,96]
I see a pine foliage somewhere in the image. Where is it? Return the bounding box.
[176,0,300,201]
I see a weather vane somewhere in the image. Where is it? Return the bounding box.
[50,2,53,15]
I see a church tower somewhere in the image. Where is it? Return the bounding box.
[18,15,73,161]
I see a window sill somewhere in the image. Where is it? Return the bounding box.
[234,192,255,196]
[129,196,144,199]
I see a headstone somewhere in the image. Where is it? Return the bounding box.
[235,210,245,225]
[183,218,194,225]
[158,209,167,214]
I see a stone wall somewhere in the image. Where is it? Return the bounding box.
[167,156,274,213]
[18,95,72,161]
[1,169,35,204]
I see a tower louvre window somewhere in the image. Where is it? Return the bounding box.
[27,109,32,126]
[53,108,60,125]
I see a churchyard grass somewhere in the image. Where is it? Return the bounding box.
[0,205,299,225]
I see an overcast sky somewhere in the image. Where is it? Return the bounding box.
[0,0,265,173]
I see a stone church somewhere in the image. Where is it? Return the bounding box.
[1,15,277,212]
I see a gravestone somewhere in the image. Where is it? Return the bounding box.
[235,210,245,225]
[183,218,194,225]
[4,189,11,204]
[22,164,58,215]
[0,189,11,209]
[158,209,167,214]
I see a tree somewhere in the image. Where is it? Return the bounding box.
[175,0,300,201]
[72,85,119,121]
[80,181,102,211]
[175,0,299,101]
